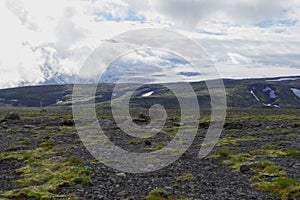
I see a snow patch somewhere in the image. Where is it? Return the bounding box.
[262,103,280,108]
[124,91,134,96]
[142,91,154,97]
[250,90,260,102]
[56,99,63,104]
[263,87,277,99]
[291,88,300,99]
[267,77,300,82]
[262,103,272,107]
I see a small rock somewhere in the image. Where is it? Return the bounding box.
[199,122,210,129]
[4,112,21,120]
[144,181,149,185]
[61,119,75,126]
[181,152,192,159]
[116,172,126,177]
[292,123,300,128]
[124,197,134,200]
[48,156,63,161]
[24,125,36,129]
[93,119,115,130]
[116,190,128,197]
[54,126,61,131]
[1,124,8,129]
[291,162,300,169]
[254,123,262,127]
[139,112,148,120]
[40,109,47,113]
[144,140,152,146]
[240,165,251,174]
[289,162,296,168]
[164,186,172,190]
[174,122,184,127]
[151,128,167,135]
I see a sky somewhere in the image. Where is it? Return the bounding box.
[0,0,300,88]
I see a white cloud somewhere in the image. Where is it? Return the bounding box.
[216,64,300,79]
[127,0,290,27]
[228,53,252,65]
[6,0,38,31]
[200,39,300,79]
[101,49,200,84]
[55,8,86,54]
[0,0,299,88]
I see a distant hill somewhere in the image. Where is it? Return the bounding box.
[0,76,299,109]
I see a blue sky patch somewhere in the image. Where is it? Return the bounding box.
[94,10,146,23]
[256,19,297,28]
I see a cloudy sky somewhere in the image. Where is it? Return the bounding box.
[0,0,300,88]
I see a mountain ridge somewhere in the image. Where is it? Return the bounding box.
[0,76,299,109]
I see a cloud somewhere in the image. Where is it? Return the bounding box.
[228,53,252,65]
[199,39,300,78]
[216,64,300,79]
[0,0,299,88]
[127,0,288,28]
[6,0,38,31]
[100,49,201,83]
[55,8,86,54]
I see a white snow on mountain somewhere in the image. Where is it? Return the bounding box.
[267,77,300,82]
[291,88,300,99]
[250,89,260,102]
[141,91,154,97]
[263,87,277,99]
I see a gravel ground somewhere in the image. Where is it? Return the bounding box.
[0,109,299,199]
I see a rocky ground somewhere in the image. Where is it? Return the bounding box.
[0,108,299,200]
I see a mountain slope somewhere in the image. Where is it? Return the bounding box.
[0,77,299,108]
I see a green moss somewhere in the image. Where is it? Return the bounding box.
[0,146,92,200]
[213,149,235,158]
[153,144,166,150]
[215,136,257,147]
[224,121,243,129]
[67,156,84,165]
[222,153,255,170]
[128,137,148,145]
[176,173,196,183]
[286,149,300,156]
[145,196,165,200]
[216,148,300,199]
[228,129,242,134]
[162,126,178,138]
[261,144,278,150]
[40,141,54,149]
[146,189,168,200]
[59,126,75,135]
[251,161,286,180]
[253,178,300,200]
[17,138,32,145]
[249,149,287,158]
[287,134,299,138]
